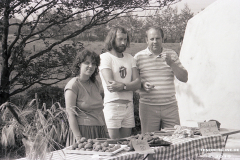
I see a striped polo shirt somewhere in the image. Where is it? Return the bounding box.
[134,47,185,105]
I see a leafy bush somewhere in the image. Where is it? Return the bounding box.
[10,86,65,111]
[0,99,69,159]
[0,88,142,159]
[26,86,65,109]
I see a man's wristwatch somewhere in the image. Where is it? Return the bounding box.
[123,84,127,90]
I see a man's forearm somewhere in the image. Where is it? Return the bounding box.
[124,78,141,91]
[111,78,141,92]
[170,63,188,82]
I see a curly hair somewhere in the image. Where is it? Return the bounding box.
[71,49,100,83]
[104,26,130,51]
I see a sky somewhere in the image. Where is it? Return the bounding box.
[172,0,218,14]
[139,0,218,16]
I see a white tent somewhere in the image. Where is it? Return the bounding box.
[176,0,240,137]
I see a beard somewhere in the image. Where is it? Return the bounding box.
[113,43,126,53]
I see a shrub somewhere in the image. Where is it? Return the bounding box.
[0,99,69,159]
[9,86,65,111]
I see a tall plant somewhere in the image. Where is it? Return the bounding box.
[0,99,69,159]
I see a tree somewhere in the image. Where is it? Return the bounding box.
[178,4,194,38]
[116,13,145,43]
[0,0,180,105]
[157,6,179,42]
[93,23,108,41]
[143,4,193,43]
[0,20,2,40]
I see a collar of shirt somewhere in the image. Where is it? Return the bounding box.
[146,47,164,58]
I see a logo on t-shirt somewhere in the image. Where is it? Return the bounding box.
[119,66,127,78]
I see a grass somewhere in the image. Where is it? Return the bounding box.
[0,37,181,66]
[55,41,181,88]
[82,41,181,56]
[0,100,69,159]
[0,40,181,159]
[1,39,181,96]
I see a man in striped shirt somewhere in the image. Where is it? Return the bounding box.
[134,27,188,134]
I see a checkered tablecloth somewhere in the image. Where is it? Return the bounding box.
[152,135,224,160]
[17,135,224,160]
[102,135,224,160]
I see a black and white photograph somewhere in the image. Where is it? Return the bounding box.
[0,0,239,159]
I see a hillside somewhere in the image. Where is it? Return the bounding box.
[83,41,181,56]
[1,41,181,68]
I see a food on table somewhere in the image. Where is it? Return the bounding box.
[172,125,195,138]
[102,147,108,152]
[78,143,84,149]
[128,132,162,144]
[72,143,78,150]
[71,137,122,152]
[94,141,101,146]
[87,139,94,144]
[93,144,102,151]
[109,144,115,148]
[84,143,93,149]
[80,137,87,143]
[208,120,221,130]
[118,132,170,151]
[102,141,109,147]
[86,148,92,151]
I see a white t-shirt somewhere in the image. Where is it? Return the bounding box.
[99,52,136,104]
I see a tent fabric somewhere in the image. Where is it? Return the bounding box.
[176,0,240,137]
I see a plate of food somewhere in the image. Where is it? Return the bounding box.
[118,133,172,149]
[64,137,128,156]
[154,130,174,136]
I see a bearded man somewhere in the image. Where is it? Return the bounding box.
[99,26,141,139]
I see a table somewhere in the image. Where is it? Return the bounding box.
[219,128,240,137]
[17,128,240,160]
[145,128,240,160]
[145,135,224,160]
[218,128,240,160]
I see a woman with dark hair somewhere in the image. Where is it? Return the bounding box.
[65,49,109,146]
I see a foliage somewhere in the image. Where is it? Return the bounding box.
[74,4,194,43]
[132,91,141,135]
[0,39,182,158]
[26,86,65,109]
[0,100,69,159]
[9,86,65,111]
[145,4,194,42]
[0,0,180,105]
[178,4,194,38]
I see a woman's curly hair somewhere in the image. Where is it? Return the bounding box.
[72,49,100,83]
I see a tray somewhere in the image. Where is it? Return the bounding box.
[154,131,174,136]
[149,140,171,147]
[93,138,129,144]
[64,145,128,156]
